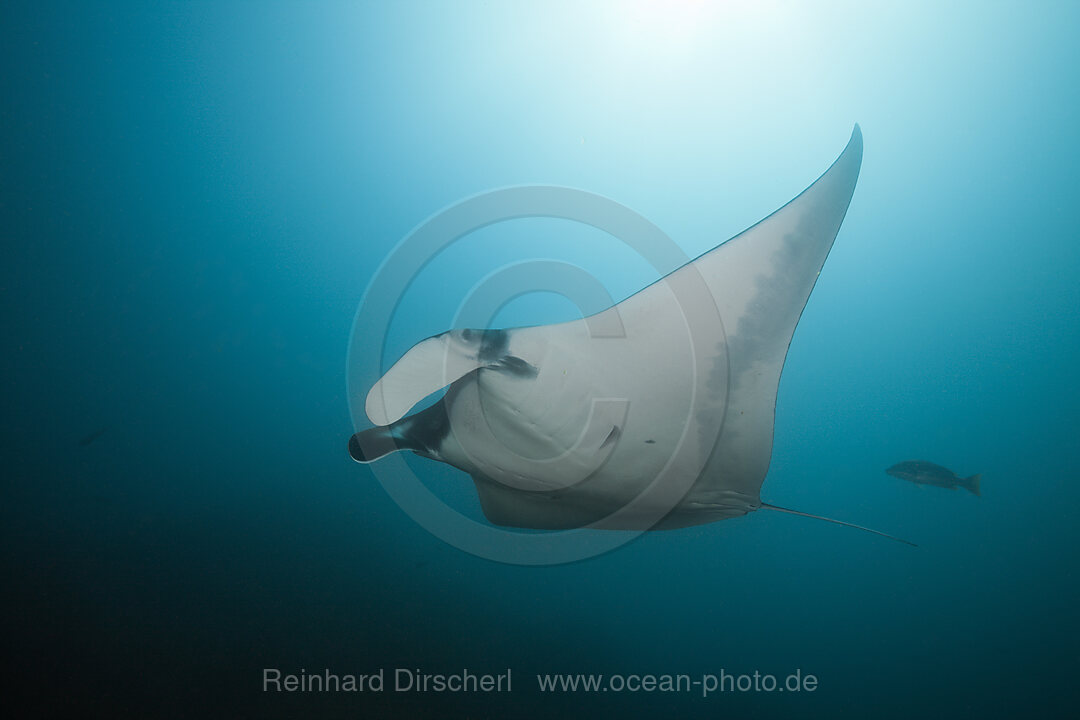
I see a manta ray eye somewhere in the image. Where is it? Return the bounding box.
[461,329,474,341]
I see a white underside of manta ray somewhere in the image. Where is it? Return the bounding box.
[350,126,914,546]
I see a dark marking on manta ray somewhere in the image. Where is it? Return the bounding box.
[644,439,656,444]
[491,355,538,378]
[599,425,620,451]
[476,328,510,363]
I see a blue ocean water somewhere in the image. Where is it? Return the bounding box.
[4,1,1079,717]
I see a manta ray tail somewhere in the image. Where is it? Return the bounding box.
[760,503,917,547]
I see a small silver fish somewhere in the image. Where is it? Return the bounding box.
[886,460,981,496]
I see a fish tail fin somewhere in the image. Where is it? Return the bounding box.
[760,503,917,547]
[964,474,981,496]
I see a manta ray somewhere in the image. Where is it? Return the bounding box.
[350,126,913,545]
